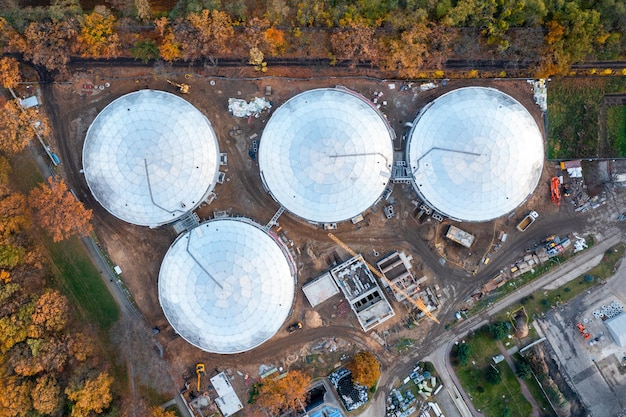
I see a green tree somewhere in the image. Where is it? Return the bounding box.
[489,321,509,340]
[515,358,532,379]
[485,365,502,384]
[455,342,471,366]
[131,39,159,63]
[0,244,25,269]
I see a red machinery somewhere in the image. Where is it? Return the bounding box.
[550,177,561,205]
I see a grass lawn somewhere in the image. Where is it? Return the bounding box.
[44,235,120,330]
[9,153,120,330]
[547,77,626,159]
[606,106,626,156]
[453,328,532,417]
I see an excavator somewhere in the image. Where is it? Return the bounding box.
[327,233,440,324]
[196,363,205,392]
[167,79,190,94]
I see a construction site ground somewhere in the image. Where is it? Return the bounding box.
[26,63,626,414]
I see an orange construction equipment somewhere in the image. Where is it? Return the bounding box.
[576,323,591,340]
[550,177,561,205]
[327,233,440,324]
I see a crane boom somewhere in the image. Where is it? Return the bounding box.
[328,233,440,324]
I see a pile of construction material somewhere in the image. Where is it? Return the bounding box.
[329,369,368,411]
[228,97,272,118]
[386,388,416,417]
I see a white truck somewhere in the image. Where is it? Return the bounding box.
[516,211,539,232]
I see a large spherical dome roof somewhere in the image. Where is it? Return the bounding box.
[158,218,296,354]
[407,87,544,222]
[258,88,394,224]
[82,90,220,227]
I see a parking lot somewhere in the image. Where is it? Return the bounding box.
[536,257,626,416]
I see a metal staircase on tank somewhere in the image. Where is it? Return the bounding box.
[265,206,285,231]
[172,211,200,234]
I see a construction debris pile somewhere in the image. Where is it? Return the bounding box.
[409,365,441,400]
[329,368,368,411]
[386,389,417,417]
[228,97,272,118]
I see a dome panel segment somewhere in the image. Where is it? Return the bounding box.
[158,218,296,354]
[407,87,544,222]
[259,88,394,223]
[82,90,220,227]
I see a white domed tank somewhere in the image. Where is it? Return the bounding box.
[259,87,394,224]
[407,87,544,222]
[82,90,220,227]
[158,218,296,353]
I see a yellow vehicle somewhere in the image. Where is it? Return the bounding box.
[196,363,205,392]
[167,79,190,94]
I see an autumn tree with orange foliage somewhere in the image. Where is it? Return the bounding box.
[150,406,178,417]
[78,9,120,58]
[21,18,77,72]
[31,375,62,415]
[0,100,49,155]
[346,351,380,388]
[28,176,93,242]
[0,375,32,417]
[330,20,376,66]
[256,370,311,414]
[0,57,21,89]
[29,289,69,335]
[0,192,30,240]
[154,17,181,62]
[65,372,113,417]
[264,27,286,55]
[175,9,234,61]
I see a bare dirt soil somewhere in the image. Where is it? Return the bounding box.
[38,62,584,409]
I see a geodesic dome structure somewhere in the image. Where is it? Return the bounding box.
[158,218,296,354]
[407,87,544,222]
[259,88,394,224]
[82,90,220,227]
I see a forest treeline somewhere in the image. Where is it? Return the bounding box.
[0,0,624,77]
[0,154,112,417]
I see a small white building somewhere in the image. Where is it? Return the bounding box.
[210,372,243,417]
[19,96,39,109]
